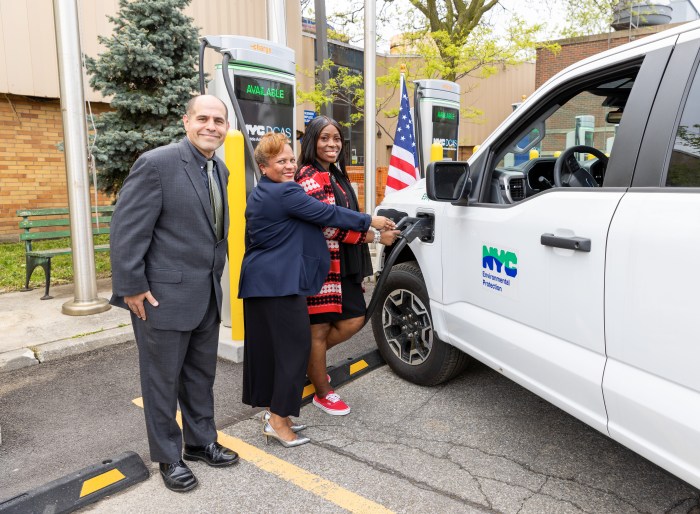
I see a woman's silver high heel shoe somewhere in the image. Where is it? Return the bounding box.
[262,421,310,447]
[262,411,307,433]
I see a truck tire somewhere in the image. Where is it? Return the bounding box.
[371,261,470,386]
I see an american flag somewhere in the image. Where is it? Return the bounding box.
[385,76,419,195]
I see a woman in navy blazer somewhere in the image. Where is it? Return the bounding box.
[239,133,393,447]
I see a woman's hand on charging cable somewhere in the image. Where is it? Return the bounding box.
[380,229,401,246]
[370,216,396,231]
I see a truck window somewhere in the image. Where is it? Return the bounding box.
[665,66,700,187]
[486,70,638,203]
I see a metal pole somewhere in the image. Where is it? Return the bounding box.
[364,0,376,214]
[314,0,331,116]
[266,0,287,45]
[53,0,110,315]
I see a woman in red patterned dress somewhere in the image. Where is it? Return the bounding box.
[295,116,399,415]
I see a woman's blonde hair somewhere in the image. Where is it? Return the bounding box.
[254,132,291,167]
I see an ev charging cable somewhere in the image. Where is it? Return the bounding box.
[362,213,434,328]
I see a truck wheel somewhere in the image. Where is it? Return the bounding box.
[371,261,470,386]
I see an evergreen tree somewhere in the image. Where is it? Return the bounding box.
[85,0,200,195]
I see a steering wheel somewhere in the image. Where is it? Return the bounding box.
[553,145,608,187]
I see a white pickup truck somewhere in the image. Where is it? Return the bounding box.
[372,20,700,490]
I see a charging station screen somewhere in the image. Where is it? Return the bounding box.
[235,76,293,106]
[432,107,458,125]
[234,75,294,147]
[432,106,459,160]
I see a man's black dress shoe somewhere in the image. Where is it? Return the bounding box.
[183,441,239,467]
[159,460,198,492]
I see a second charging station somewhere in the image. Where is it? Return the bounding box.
[414,79,460,173]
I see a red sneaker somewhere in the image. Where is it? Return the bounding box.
[312,390,350,416]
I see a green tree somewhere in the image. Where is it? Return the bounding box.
[85,0,200,196]
[298,1,555,140]
[327,1,555,82]
[297,58,404,138]
[403,0,554,83]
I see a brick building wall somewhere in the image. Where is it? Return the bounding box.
[0,95,112,242]
[346,166,389,209]
[536,24,684,88]
[532,24,688,160]
[541,93,618,156]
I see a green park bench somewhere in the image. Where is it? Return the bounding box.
[16,206,114,300]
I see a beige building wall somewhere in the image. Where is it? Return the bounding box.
[0,0,300,101]
[0,0,532,240]
[0,0,302,241]
[297,33,316,114]
[458,62,535,149]
[375,60,536,166]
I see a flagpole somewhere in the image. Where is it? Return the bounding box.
[364,0,376,215]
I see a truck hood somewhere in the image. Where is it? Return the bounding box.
[376,178,428,215]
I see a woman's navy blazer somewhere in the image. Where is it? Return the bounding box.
[238,176,371,298]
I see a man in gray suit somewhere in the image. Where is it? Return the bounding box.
[110,95,239,492]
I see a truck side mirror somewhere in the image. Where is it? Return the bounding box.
[426,161,471,205]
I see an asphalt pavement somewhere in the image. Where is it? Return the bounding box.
[1,280,699,512]
[94,366,696,514]
[4,350,697,513]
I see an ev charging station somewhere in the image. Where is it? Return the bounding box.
[200,35,297,193]
[207,36,296,150]
[198,35,296,361]
[413,79,460,174]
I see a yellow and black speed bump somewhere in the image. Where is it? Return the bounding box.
[0,451,148,514]
[301,348,386,403]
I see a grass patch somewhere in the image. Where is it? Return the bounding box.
[0,235,111,293]
[72,327,106,338]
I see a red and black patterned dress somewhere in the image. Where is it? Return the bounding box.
[295,162,373,322]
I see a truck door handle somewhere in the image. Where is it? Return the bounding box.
[540,233,591,252]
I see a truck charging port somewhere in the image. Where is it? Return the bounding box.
[415,213,435,243]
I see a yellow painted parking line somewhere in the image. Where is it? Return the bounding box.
[216,431,392,513]
[132,397,182,425]
[349,360,369,375]
[132,397,394,514]
[79,469,126,497]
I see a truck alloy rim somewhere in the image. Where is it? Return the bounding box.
[381,288,433,365]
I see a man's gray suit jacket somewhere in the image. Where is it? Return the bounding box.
[109,138,230,332]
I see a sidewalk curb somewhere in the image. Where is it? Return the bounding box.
[0,348,38,373]
[0,325,134,374]
[35,325,134,363]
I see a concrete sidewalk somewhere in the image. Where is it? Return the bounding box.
[0,249,382,374]
[0,279,133,373]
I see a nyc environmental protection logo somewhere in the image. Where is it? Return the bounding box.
[482,245,518,295]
